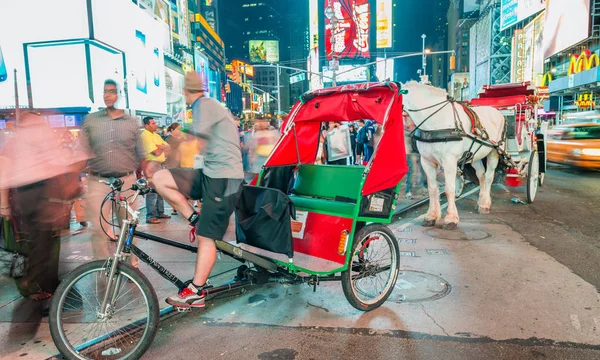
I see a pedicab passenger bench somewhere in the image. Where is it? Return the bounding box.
[289,164,365,217]
[226,165,368,274]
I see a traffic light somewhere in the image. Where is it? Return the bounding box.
[449,55,456,71]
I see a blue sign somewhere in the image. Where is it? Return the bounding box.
[501,0,519,31]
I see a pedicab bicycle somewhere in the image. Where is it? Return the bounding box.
[48,82,408,360]
[470,82,548,203]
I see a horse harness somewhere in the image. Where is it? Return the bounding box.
[406,96,514,170]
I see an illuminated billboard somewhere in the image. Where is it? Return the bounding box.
[322,65,368,83]
[325,0,370,60]
[543,0,590,59]
[249,40,280,63]
[309,0,319,50]
[501,0,545,31]
[376,0,392,48]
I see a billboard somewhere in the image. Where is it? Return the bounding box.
[376,0,392,49]
[511,29,526,83]
[249,40,280,63]
[324,0,370,60]
[309,0,319,50]
[464,0,479,14]
[165,67,186,123]
[543,0,590,59]
[322,65,368,83]
[0,0,89,109]
[501,0,546,31]
[92,0,167,114]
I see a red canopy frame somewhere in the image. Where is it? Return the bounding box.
[265,82,408,196]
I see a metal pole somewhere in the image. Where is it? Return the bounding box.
[14,69,20,127]
[276,63,281,118]
[422,34,427,77]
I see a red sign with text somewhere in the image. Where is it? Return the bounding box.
[324,0,370,60]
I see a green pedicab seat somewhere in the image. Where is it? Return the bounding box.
[289,165,365,217]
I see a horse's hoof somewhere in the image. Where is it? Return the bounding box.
[443,222,458,230]
[478,207,490,215]
[423,219,436,227]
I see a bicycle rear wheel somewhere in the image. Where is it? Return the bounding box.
[49,260,159,360]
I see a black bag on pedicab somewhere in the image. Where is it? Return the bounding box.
[235,185,296,258]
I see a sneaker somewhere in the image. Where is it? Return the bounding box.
[166,284,205,308]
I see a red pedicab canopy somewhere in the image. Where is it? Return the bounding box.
[266,82,408,196]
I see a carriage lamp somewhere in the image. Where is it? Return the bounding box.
[338,230,350,255]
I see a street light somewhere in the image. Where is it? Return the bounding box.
[421,34,427,79]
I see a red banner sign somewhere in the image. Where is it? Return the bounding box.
[324,0,370,60]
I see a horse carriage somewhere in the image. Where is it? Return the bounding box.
[470,82,548,203]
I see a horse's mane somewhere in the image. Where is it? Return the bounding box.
[406,81,448,99]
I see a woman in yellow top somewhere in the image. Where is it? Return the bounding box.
[178,134,201,169]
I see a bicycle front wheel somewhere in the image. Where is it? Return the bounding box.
[49,260,160,360]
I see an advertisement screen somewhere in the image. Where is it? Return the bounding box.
[376,57,394,81]
[322,65,367,83]
[376,0,392,49]
[324,0,370,60]
[464,0,479,14]
[0,0,89,109]
[249,40,280,63]
[543,0,590,59]
[165,67,186,123]
[501,0,545,31]
[194,49,210,94]
[309,0,319,50]
[93,0,167,114]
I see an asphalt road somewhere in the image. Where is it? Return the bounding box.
[142,163,600,360]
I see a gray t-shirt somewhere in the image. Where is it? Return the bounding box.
[192,97,244,179]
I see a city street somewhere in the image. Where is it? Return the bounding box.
[1,164,599,359]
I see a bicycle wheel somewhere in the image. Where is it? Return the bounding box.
[49,260,160,360]
[341,224,400,311]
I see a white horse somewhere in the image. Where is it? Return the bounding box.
[402,81,506,229]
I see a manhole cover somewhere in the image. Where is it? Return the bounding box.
[393,270,451,303]
[424,227,490,241]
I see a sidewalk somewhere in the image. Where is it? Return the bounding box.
[0,203,240,359]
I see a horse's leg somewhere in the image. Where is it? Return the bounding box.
[471,160,487,212]
[479,152,500,214]
[421,157,441,227]
[441,157,459,230]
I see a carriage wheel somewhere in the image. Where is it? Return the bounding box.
[527,150,539,203]
[341,224,400,311]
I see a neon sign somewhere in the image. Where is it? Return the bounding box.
[568,50,600,76]
[575,93,595,108]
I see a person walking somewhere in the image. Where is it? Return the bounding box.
[164,123,184,215]
[355,120,366,164]
[78,79,145,265]
[141,116,171,224]
[0,113,87,300]
[349,124,357,165]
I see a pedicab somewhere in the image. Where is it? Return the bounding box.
[470,82,548,203]
[48,82,408,360]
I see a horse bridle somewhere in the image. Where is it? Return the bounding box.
[404,96,455,137]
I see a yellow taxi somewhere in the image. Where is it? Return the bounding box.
[546,123,600,169]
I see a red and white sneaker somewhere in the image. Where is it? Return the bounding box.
[166,284,206,308]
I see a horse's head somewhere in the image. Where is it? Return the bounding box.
[401,81,449,111]
[401,81,452,130]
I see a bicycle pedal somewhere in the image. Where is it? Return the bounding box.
[174,306,192,313]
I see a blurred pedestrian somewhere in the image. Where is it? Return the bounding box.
[323,122,350,165]
[248,120,279,176]
[141,116,171,224]
[355,120,366,164]
[349,124,357,165]
[363,120,376,163]
[0,113,87,300]
[79,79,144,266]
[61,131,87,228]
[164,123,184,214]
